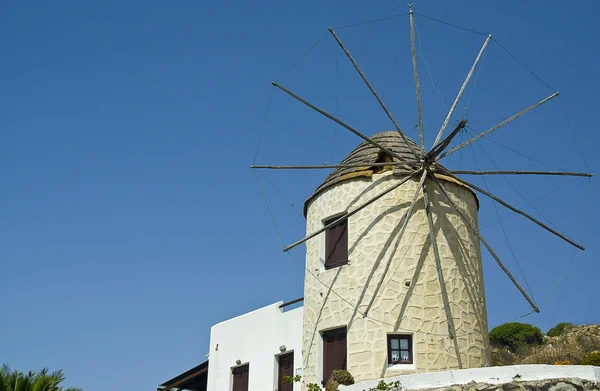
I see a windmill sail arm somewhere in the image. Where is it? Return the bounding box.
[283,170,422,252]
[427,119,468,159]
[363,170,427,317]
[422,179,458,340]
[447,170,592,177]
[251,162,410,170]
[328,27,421,159]
[432,176,540,313]
[438,92,560,160]
[272,82,417,170]
[409,6,424,152]
[431,34,492,148]
[437,168,585,251]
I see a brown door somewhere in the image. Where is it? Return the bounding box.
[322,328,347,384]
[278,352,294,391]
[232,364,249,391]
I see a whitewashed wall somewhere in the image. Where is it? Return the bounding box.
[206,302,303,391]
[339,364,600,391]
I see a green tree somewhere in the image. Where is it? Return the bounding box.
[547,322,574,337]
[0,364,82,391]
[489,322,544,352]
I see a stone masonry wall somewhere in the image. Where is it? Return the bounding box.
[414,378,600,391]
[301,172,490,384]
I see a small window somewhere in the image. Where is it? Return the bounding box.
[325,217,348,270]
[387,335,413,364]
[373,151,393,173]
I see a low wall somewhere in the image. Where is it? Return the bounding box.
[339,365,600,391]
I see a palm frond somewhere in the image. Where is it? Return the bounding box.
[0,366,81,391]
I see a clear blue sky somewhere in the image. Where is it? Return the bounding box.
[1,1,598,390]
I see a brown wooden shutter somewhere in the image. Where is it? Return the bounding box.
[277,352,294,391]
[322,328,347,383]
[325,219,348,269]
[232,365,249,391]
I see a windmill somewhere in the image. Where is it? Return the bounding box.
[252,5,591,383]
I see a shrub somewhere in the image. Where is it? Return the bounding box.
[520,334,600,365]
[283,375,301,384]
[489,322,544,352]
[364,380,401,391]
[325,378,338,391]
[580,352,600,366]
[330,370,354,386]
[307,383,321,391]
[547,322,574,337]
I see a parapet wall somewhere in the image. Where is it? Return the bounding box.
[339,365,600,391]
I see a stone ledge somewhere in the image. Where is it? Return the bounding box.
[417,378,600,391]
[339,365,600,391]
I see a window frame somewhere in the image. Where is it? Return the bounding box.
[324,217,349,270]
[387,334,413,365]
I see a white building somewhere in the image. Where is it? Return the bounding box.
[158,300,304,391]
[207,301,303,391]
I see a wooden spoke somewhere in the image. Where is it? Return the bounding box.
[437,168,585,251]
[409,6,424,152]
[427,119,468,159]
[432,176,540,313]
[432,34,492,148]
[422,178,457,339]
[328,27,421,159]
[363,170,427,316]
[438,92,560,160]
[272,81,418,169]
[448,170,592,177]
[251,162,407,170]
[283,170,422,252]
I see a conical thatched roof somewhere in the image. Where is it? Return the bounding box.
[303,131,422,215]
